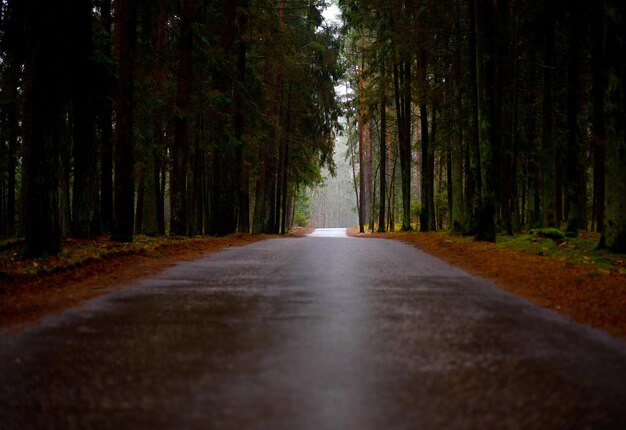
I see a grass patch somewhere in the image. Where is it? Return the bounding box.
[496,230,625,273]
[528,228,566,241]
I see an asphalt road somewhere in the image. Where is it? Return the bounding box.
[1,228,625,429]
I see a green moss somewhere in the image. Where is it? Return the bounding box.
[528,228,566,241]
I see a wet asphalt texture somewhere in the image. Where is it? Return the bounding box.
[1,228,625,429]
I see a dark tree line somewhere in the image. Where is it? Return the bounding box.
[0,0,341,257]
[340,0,626,251]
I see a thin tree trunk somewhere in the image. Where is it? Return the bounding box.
[349,117,360,225]
[451,0,465,231]
[358,36,366,233]
[4,53,19,236]
[378,59,387,232]
[235,0,250,233]
[135,165,144,233]
[100,0,114,232]
[418,51,430,232]
[428,101,437,231]
[591,4,606,234]
[465,0,482,235]
[280,86,292,235]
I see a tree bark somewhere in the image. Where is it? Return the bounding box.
[429,99,437,231]
[541,0,557,228]
[111,0,137,242]
[451,0,465,232]
[21,0,65,256]
[71,0,100,239]
[591,4,606,233]
[465,0,482,235]
[565,0,585,237]
[358,39,366,233]
[378,58,387,232]
[394,59,412,232]
[100,0,114,232]
[235,0,250,233]
[601,1,626,251]
[417,50,430,232]
[474,0,498,242]
[170,0,195,236]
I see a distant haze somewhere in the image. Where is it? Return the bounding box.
[308,133,358,228]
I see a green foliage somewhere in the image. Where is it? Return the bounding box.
[529,228,566,241]
[411,200,422,219]
[497,231,625,273]
[294,192,312,227]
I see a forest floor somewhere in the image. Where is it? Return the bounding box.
[348,227,626,341]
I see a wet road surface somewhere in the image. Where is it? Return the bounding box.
[1,229,626,429]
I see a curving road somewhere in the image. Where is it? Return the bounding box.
[1,228,625,429]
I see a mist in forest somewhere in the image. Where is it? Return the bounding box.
[308,135,358,229]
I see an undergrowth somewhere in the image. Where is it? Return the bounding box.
[496,230,625,274]
[0,235,214,278]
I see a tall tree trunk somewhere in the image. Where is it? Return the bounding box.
[378,59,387,232]
[1,0,23,237]
[428,100,437,231]
[252,139,268,233]
[211,0,239,236]
[349,117,360,227]
[4,53,19,237]
[170,0,195,235]
[474,0,498,242]
[497,0,512,235]
[366,121,373,230]
[100,0,113,232]
[465,0,482,235]
[358,38,366,233]
[418,51,430,232]
[59,117,73,237]
[71,0,100,239]
[141,0,167,236]
[565,0,584,237]
[591,4,606,233]
[112,0,137,242]
[22,0,65,257]
[280,85,292,235]
[235,0,250,233]
[394,60,412,231]
[601,2,626,251]
[451,0,465,231]
[541,0,557,228]
[141,143,160,235]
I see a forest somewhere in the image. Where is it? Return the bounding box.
[0,0,625,258]
[338,0,626,252]
[0,0,341,257]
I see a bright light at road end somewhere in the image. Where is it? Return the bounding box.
[307,228,349,238]
[322,3,341,26]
